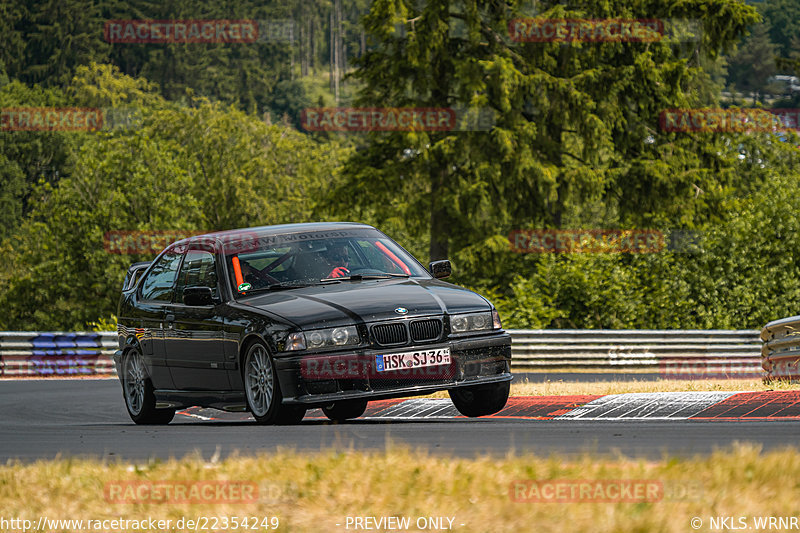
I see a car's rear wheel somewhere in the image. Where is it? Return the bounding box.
[122,349,175,424]
[322,399,368,422]
[448,381,510,417]
[244,341,305,425]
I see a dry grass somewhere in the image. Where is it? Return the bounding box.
[2,444,799,532]
[421,377,800,400]
[507,376,800,397]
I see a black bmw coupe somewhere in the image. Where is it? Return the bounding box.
[114,222,512,424]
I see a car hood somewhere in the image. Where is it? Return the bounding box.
[237,278,491,329]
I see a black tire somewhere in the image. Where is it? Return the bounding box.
[448,381,510,417]
[243,341,305,425]
[122,349,175,425]
[322,399,368,422]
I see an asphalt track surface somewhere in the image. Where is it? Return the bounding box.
[1,379,797,462]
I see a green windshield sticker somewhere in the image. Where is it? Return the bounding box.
[238,282,252,292]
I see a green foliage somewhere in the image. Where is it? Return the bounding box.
[88,315,117,332]
[0,66,347,329]
[3,1,800,333]
[0,80,79,237]
[727,23,777,102]
[335,0,759,268]
[760,0,800,57]
[0,0,366,120]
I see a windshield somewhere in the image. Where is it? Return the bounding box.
[221,228,429,295]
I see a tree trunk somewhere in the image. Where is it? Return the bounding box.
[337,0,345,88]
[329,9,335,94]
[311,17,316,72]
[548,118,565,228]
[300,17,309,76]
[332,5,340,102]
[549,47,568,228]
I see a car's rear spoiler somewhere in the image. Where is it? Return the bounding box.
[122,261,151,291]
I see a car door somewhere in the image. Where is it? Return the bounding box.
[136,246,185,389]
[165,244,231,391]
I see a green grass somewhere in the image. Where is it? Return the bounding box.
[2,444,799,532]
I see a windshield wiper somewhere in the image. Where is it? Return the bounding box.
[239,282,311,295]
[319,273,410,282]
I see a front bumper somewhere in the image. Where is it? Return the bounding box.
[273,332,512,406]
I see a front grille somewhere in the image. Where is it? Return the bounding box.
[410,319,442,342]
[371,323,408,345]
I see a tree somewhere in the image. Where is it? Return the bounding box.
[103,0,302,116]
[0,65,348,329]
[0,80,78,238]
[18,0,110,86]
[333,0,759,272]
[760,0,800,57]
[727,23,778,104]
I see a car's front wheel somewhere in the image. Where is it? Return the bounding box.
[243,341,305,425]
[322,399,368,422]
[122,349,175,425]
[448,381,510,417]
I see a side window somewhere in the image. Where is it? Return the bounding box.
[175,249,219,303]
[140,249,183,302]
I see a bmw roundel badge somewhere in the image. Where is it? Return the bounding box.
[395,307,409,315]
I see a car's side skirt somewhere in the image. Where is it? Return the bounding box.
[154,390,247,412]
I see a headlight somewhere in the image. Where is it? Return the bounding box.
[286,326,360,351]
[330,327,353,345]
[449,312,493,333]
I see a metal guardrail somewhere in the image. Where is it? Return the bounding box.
[0,329,765,378]
[508,329,763,375]
[0,332,117,377]
[760,316,800,380]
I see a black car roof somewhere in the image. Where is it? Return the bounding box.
[173,222,377,246]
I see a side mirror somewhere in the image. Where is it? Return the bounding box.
[183,286,214,306]
[428,260,452,279]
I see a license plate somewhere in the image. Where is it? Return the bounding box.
[376,347,451,372]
